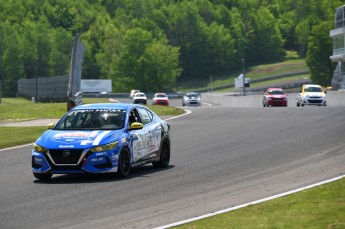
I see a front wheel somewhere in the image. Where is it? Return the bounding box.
[117,148,131,178]
[33,172,52,181]
[153,141,170,168]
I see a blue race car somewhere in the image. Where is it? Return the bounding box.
[32,103,171,180]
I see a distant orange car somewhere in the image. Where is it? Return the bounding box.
[263,88,288,107]
[152,93,169,106]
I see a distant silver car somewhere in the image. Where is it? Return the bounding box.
[182,92,201,106]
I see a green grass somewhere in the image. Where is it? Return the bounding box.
[174,178,345,228]
[176,58,308,92]
[0,126,48,148]
[216,74,310,92]
[0,99,67,121]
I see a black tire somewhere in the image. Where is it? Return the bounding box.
[117,148,131,178]
[33,172,52,181]
[153,141,170,168]
[296,101,300,107]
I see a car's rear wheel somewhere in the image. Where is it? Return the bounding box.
[153,141,170,168]
[33,172,52,181]
[117,148,131,178]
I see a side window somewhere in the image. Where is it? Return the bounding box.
[128,109,141,125]
[137,107,153,125]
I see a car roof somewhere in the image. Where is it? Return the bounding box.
[267,87,283,91]
[154,93,167,96]
[186,92,199,95]
[134,92,146,96]
[303,84,322,87]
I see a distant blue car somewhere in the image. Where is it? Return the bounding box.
[32,103,171,180]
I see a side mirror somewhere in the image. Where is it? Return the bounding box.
[47,123,55,129]
[130,122,144,130]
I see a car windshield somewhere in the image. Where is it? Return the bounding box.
[269,90,284,95]
[156,94,167,98]
[305,87,322,92]
[135,93,145,97]
[187,93,199,98]
[54,109,126,130]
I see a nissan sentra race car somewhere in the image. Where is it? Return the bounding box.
[32,103,171,180]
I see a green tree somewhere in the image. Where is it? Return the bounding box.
[140,42,181,92]
[0,24,25,97]
[204,22,235,73]
[306,21,335,86]
[114,27,181,92]
[250,7,285,63]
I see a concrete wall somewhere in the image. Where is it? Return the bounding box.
[202,91,345,107]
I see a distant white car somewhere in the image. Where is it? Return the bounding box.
[296,84,327,107]
[132,92,147,105]
[130,90,140,99]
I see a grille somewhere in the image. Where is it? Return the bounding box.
[307,99,322,104]
[189,100,199,104]
[49,149,84,164]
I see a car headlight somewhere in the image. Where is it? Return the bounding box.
[33,144,48,154]
[91,141,118,152]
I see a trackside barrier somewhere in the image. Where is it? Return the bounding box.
[201,91,345,107]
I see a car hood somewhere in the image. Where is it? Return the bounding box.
[269,95,286,98]
[303,92,325,97]
[36,129,123,149]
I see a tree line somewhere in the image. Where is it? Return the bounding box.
[0,0,342,96]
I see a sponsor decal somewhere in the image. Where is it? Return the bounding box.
[51,131,106,145]
[59,145,75,148]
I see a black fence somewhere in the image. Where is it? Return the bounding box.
[17,75,69,102]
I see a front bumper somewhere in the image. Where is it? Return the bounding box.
[302,97,327,106]
[267,99,287,107]
[32,149,119,174]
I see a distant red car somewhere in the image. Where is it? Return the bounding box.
[152,93,169,106]
[263,88,288,107]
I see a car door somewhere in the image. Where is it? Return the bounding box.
[137,107,161,158]
[128,108,148,162]
[128,108,160,162]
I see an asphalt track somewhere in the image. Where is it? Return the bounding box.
[1,102,345,228]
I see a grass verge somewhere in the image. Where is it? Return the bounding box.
[174,177,345,228]
[176,59,308,92]
[0,126,47,149]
